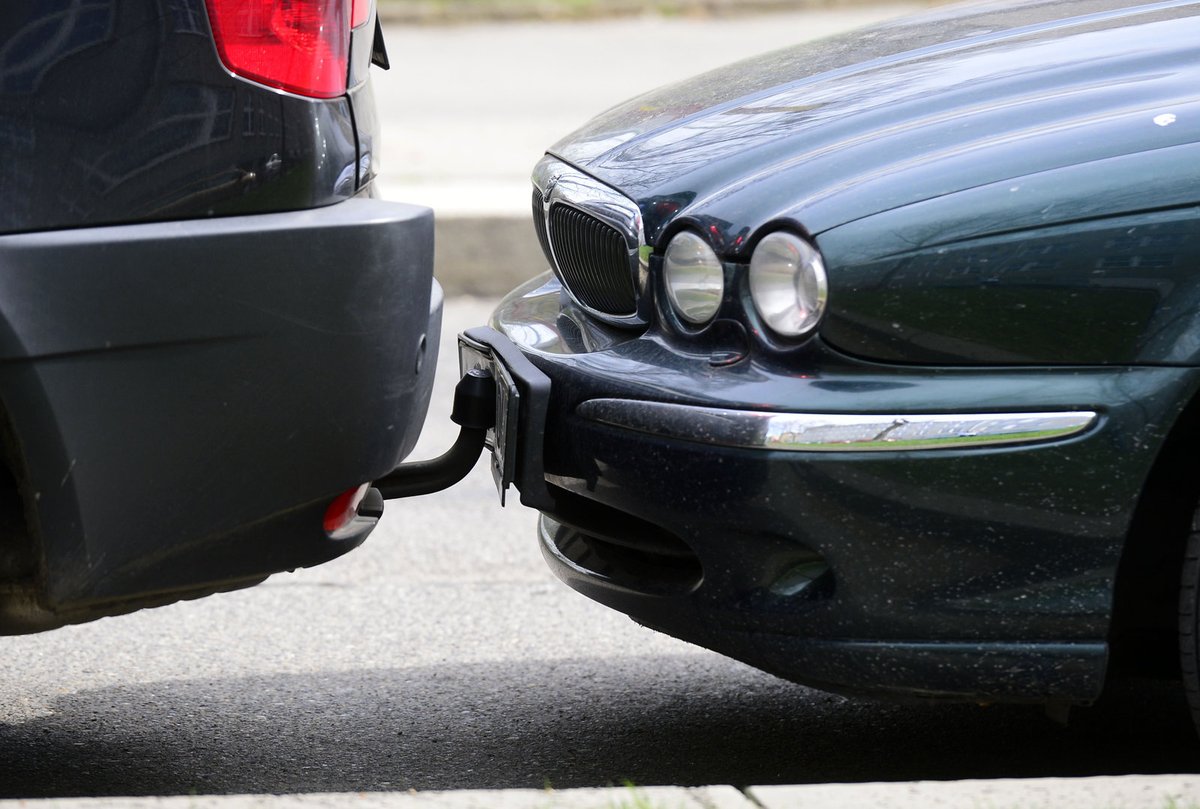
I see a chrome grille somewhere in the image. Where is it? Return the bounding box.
[533,156,648,327]
[532,188,553,269]
[547,203,637,316]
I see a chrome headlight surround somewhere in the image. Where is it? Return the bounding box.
[532,156,651,329]
[748,231,828,338]
[663,230,725,326]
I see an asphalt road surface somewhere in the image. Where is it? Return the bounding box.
[0,296,1198,800]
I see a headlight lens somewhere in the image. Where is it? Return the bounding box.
[664,231,725,325]
[749,232,828,337]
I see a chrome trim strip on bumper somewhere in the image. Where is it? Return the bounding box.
[576,399,1099,452]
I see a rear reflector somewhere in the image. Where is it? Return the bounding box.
[323,483,370,535]
[205,0,350,99]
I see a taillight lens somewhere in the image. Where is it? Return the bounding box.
[205,0,350,99]
[323,483,370,536]
[351,0,371,28]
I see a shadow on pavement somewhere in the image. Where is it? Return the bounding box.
[0,656,1195,798]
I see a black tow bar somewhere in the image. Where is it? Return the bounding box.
[374,369,496,500]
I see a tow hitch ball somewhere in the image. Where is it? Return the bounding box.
[374,369,496,500]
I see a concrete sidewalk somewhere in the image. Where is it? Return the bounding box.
[371,5,928,295]
[2,777,1198,807]
[379,0,926,25]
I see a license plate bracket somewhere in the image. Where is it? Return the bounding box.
[457,327,552,509]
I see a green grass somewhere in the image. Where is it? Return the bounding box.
[1163,799,1200,809]
[531,782,682,809]
[605,783,680,809]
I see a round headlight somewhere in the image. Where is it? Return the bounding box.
[664,231,725,325]
[749,232,828,337]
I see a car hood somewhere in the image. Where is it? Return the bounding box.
[547,0,1200,253]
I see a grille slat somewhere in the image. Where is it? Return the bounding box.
[547,203,637,316]
[532,189,553,269]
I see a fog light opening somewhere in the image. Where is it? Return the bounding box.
[769,560,831,597]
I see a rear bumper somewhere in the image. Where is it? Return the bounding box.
[0,199,440,630]
[492,273,1200,702]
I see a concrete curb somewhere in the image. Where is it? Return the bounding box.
[379,0,920,25]
[2,777,1198,808]
[750,776,1200,808]
[435,214,545,298]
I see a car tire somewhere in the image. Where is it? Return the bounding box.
[1180,509,1200,733]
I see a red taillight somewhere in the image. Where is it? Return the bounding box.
[351,0,371,28]
[323,483,370,535]
[205,0,350,99]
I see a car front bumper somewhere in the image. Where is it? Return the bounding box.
[0,199,440,631]
[489,273,1200,702]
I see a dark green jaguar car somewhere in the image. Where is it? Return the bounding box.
[462,0,1200,728]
